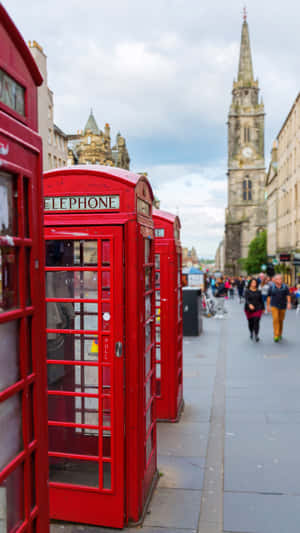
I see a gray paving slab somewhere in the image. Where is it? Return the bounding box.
[157,455,205,489]
[144,487,202,529]
[224,303,300,532]
[158,426,208,457]
[181,402,211,423]
[51,525,197,533]
[224,492,300,533]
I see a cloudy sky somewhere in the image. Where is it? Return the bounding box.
[4,0,300,257]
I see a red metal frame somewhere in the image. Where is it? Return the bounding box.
[153,209,183,422]
[43,166,158,527]
[0,6,49,533]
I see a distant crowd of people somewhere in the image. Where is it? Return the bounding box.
[207,274,300,343]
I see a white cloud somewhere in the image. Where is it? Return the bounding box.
[147,163,227,257]
[4,0,300,257]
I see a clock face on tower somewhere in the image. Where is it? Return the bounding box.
[242,147,253,159]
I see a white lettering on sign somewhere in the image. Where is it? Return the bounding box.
[44,195,120,211]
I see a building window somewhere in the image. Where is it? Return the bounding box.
[48,154,52,168]
[87,136,91,145]
[243,179,252,201]
[48,129,52,144]
[244,127,250,143]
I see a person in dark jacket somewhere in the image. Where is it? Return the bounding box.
[244,278,265,342]
[237,276,245,303]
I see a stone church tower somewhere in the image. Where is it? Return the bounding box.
[225,15,266,275]
[67,110,130,170]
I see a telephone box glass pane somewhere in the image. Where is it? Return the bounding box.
[145,267,152,290]
[0,69,25,115]
[0,247,18,313]
[48,426,99,456]
[47,333,99,362]
[45,240,98,267]
[144,239,150,263]
[145,296,151,320]
[25,247,31,306]
[103,462,111,489]
[74,303,98,330]
[145,323,151,349]
[23,178,30,238]
[48,395,98,425]
[0,463,25,532]
[48,364,98,393]
[0,392,23,471]
[49,458,99,487]
[46,271,98,300]
[0,172,18,236]
[0,320,20,391]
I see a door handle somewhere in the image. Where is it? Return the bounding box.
[115,342,123,358]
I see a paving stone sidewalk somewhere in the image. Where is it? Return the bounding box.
[51,299,300,533]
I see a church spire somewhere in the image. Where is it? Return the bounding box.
[237,12,254,83]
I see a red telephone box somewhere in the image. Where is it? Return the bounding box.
[43,166,158,528]
[0,5,49,532]
[153,209,183,421]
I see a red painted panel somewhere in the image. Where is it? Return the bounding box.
[0,6,48,532]
[153,209,183,422]
[43,167,157,527]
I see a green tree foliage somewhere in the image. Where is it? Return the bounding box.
[239,230,267,274]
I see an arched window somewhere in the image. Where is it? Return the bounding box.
[243,127,250,143]
[243,178,252,201]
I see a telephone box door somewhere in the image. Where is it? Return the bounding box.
[44,226,124,528]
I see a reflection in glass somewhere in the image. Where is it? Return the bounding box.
[145,295,151,320]
[145,349,151,377]
[47,333,99,362]
[145,266,152,290]
[146,404,152,432]
[0,392,23,471]
[145,323,151,349]
[144,239,150,263]
[49,458,99,487]
[46,271,98,300]
[0,463,24,532]
[145,378,151,406]
[45,240,98,267]
[103,462,111,489]
[0,247,18,313]
[155,254,160,269]
[47,363,98,393]
[0,172,18,236]
[0,320,20,391]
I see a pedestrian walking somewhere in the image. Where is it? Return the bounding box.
[260,276,271,313]
[266,274,291,342]
[244,278,265,341]
[214,277,227,317]
[237,276,245,303]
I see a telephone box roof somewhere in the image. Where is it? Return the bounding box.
[153,207,181,228]
[0,4,43,86]
[44,165,154,200]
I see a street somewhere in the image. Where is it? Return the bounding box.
[51,298,300,532]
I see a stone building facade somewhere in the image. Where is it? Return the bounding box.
[224,16,266,276]
[266,92,300,284]
[67,110,130,170]
[28,41,68,170]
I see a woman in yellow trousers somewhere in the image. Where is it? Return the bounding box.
[267,274,291,342]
